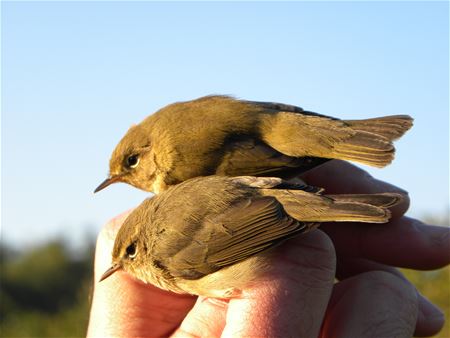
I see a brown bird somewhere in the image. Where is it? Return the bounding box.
[100,175,403,298]
[94,95,413,194]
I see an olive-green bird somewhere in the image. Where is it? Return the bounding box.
[94,95,413,194]
[100,175,403,298]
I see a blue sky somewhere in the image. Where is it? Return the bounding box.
[2,1,449,248]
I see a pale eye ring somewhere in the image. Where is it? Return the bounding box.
[126,242,137,259]
[126,154,139,168]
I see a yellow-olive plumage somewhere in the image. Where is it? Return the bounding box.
[95,95,413,193]
[100,176,403,298]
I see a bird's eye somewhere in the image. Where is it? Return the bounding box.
[126,242,137,259]
[126,154,139,168]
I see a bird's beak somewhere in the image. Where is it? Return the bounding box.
[94,175,123,193]
[99,263,123,282]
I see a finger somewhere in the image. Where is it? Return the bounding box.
[172,230,336,337]
[87,211,196,337]
[321,271,418,338]
[301,160,410,218]
[322,217,450,269]
[171,298,228,338]
[336,258,445,337]
[221,230,336,338]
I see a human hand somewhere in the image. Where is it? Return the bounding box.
[88,216,337,337]
[87,158,446,337]
[88,218,421,337]
[302,160,449,337]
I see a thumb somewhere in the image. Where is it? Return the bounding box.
[87,211,195,337]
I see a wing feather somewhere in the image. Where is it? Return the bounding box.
[166,196,307,279]
[215,138,329,177]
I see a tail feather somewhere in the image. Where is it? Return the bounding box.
[333,115,413,167]
[345,115,413,141]
[313,201,391,223]
[326,193,403,208]
[262,189,401,223]
[262,113,413,168]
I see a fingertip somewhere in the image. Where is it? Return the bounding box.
[415,293,445,337]
[288,229,336,267]
[323,271,419,338]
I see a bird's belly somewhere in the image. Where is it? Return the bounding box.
[175,254,273,298]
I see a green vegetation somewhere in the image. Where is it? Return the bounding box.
[0,241,94,337]
[401,212,450,338]
[402,267,450,338]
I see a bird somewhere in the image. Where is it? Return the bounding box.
[94,95,413,194]
[99,175,403,298]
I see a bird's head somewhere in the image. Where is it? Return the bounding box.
[99,205,150,283]
[94,124,157,193]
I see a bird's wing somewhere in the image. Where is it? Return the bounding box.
[231,176,324,194]
[260,113,413,168]
[244,100,305,113]
[245,99,334,119]
[160,196,309,280]
[215,138,329,177]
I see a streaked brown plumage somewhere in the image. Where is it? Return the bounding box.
[94,95,413,193]
[100,175,403,297]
